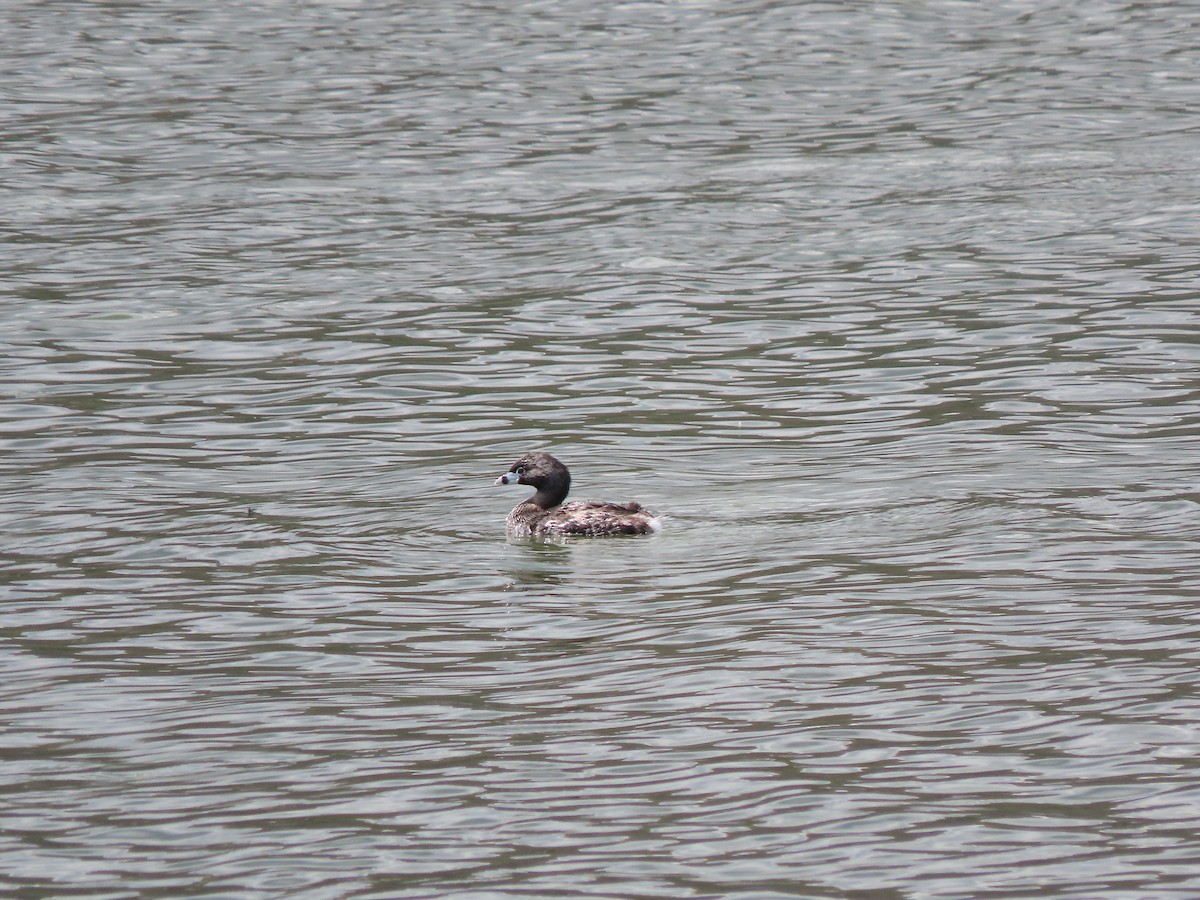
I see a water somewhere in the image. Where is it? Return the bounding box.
[3,1,1200,897]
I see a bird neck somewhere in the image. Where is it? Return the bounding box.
[530,485,567,509]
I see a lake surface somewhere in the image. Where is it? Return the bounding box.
[3,1,1200,897]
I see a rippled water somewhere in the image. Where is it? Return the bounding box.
[4,1,1200,897]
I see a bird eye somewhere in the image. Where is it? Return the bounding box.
[515,466,525,477]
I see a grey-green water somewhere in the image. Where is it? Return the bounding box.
[3,1,1200,897]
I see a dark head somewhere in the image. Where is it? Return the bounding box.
[494,451,571,509]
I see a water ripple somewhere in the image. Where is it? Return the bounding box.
[4,0,1200,897]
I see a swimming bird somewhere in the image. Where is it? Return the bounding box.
[494,451,661,537]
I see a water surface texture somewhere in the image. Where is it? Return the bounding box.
[3,1,1200,897]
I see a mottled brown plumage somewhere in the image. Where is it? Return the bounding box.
[494,452,661,538]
